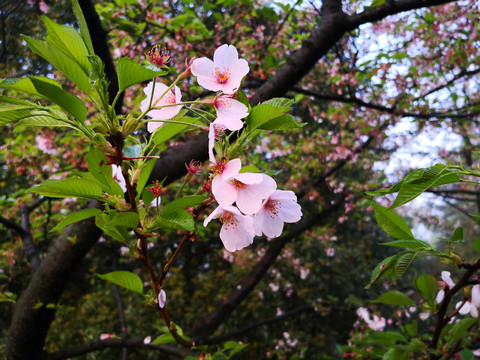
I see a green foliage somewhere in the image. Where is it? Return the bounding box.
[50,208,102,232]
[116,58,167,92]
[26,178,103,198]
[97,271,144,294]
[370,290,415,306]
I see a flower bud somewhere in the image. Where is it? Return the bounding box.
[92,134,115,156]
[121,114,141,137]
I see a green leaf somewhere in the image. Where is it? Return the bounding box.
[474,238,480,255]
[449,317,478,341]
[152,113,201,146]
[0,96,35,106]
[371,201,414,240]
[405,320,418,337]
[135,159,157,201]
[26,178,103,199]
[259,114,305,131]
[0,77,62,97]
[150,333,176,345]
[22,35,92,93]
[97,271,143,294]
[0,105,37,126]
[370,290,415,306]
[246,97,293,131]
[86,146,124,196]
[414,272,437,302]
[392,251,416,281]
[29,77,87,122]
[50,208,102,232]
[16,110,73,128]
[155,209,195,231]
[380,239,430,249]
[366,254,397,289]
[71,0,95,55]
[451,227,464,243]
[391,165,461,209]
[106,212,139,229]
[42,16,92,72]
[117,58,167,92]
[163,195,208,212]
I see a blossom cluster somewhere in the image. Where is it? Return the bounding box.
[437,271,480,317]
[137,44,302,252]
[204,158,302,252]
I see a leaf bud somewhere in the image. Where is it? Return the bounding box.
[92,134,115,156]
[166,251,173,261]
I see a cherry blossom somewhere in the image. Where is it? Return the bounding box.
[213,95,249,131]
[140,81,183,132]
[254,190,302,238]
[191,44,249,94]
[208,123,225,163]
[436,271,455,303]
[112,165,126,192]
[212,158,277,215]
[203,205,255,252]
[456,284,480,318]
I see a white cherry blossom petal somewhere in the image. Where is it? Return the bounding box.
[472,285,480,307]
[222,158,242,179]
[212,175,238,208]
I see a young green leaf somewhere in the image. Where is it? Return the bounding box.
[97,271,143,294]
[474,238,480,255]
[135,159,158,201]
[370,290,415,306]
[22,36,92,93]
[246,97,293,131]
[449,317,478,342]
[414,272,437,302]
[86,147,124,196]
[392,251,416,281]
[258,114,305,131]
[26,178,103,199]
[451,227,464,243]
[371,201,414,240]
[154,209,195,231]
[117,58,167,92]
[50,208,102,232]
[29,77,87,122]
[152,114,202,146]
[106,212,139,229]
[380,239,430,249]
[162,195,208,212]
[70,0,95,55]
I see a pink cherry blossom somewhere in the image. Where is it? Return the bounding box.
[254,190,302,238]
[436,271,455,303]
[213,95,249,131]
[456,299,478,318]
[112,165,126,192]
[203,205,255,252]
[208,123,226,163]
[140,81,183,132]
[212,158,277,215]
[191,44,249,94]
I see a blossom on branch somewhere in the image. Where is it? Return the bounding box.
[140,82,183,133]
[191,44,249,94]
[213,95,249,131]
[212,158,277,215]
[254,190,303,238]
[203,205,255,252]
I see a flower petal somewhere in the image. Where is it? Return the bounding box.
[213,44,239,69]
[212,176,238,208]
[222,158,242,179]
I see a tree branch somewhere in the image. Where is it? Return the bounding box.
[45,337,194,360]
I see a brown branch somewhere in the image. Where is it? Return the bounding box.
[45,337,194,360]
[205,304,314,345]
[190,196,344,340]
[430,259,480,357]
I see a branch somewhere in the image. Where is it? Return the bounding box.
[45,337,194,360]
[190,196,344,340]
[205,304,314,345]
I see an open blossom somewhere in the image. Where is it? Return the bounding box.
[204,205,255,252]
[140,81,183,133]
[213,95,249,131]
[191,44,249,94]
[212,158,276,215]
[112,165,126,192]
[254,190,302,238]
[436,271,455,303]
[456,284,480,318]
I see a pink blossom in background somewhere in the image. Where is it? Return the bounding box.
[191,44,249,94]
[203,205,255,252]
[100,333,114,340]
[140,82,183,132]
[356,307,386,331]
[253,190,302,238]
[35,135,58,155]
[212,158,277,215]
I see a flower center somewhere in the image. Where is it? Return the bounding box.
[214,67,231,84]
[264,199,280,218]
[219,212,238,229]
[232,179,247,190]
[147,45,171,67]
[212,159,226,175]
[215,96,231,109]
